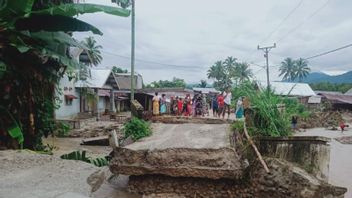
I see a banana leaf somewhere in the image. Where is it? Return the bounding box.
[0,0,35,20]
[32,3,130,17]
[15,15,103,35]
[30,31,88,50]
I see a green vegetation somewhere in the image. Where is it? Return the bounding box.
[145,77,186,88]
[232,82,310,137]
[207,56,252,91]
[279,57,310,82]
[310,82,352,93]
[112,66,128,73]
[82,36,103,66]
[61,150,110,167]
[0,1,130,149]
[123,118,152,141]
[56,122,71,137]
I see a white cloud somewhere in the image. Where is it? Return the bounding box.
[74,0,352,83]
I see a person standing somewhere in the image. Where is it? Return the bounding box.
[223,89,232,119]
[217,93,225,118]
[212,94,219,117]
[160,94,167,114]
[235,97,244,119]
[291,115,298,131]
[177,97,183,116]
[152,92,160,116]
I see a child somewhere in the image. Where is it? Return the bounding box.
[340,121,349,133]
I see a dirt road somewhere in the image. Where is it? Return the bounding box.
[295,128,352,197]
[126,123,230,150]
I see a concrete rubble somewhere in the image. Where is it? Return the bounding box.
[109,120,348,198]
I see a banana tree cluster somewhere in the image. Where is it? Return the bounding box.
[0,0,130,71]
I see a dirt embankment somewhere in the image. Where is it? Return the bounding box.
[110,147,245,180]
[300,111,343,129]
[127,158,347,198]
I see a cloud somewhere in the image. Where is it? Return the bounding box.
[74,0,352,83]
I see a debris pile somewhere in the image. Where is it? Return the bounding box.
[68,121,123,138]
[300,111,343,129]
[335,136,352,144]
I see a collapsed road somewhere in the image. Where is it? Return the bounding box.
[110,120,347,198]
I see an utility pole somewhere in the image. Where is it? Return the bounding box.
[257,43,276,90]
[130,0,135,102]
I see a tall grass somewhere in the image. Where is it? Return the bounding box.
[232,82,303,137]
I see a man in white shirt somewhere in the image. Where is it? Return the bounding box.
[223,89,232,119]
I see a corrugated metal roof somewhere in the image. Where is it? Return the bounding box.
[345,88,352,95]
[319,93,352,104]
[315,91,343,95]
[258,81,316,96]
[308,96,322,104]
[76,69,114,89]
[192,87,219,94]
[115,73,143,90]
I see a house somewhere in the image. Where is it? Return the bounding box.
[258,81,316,97]
[56,69,118,119]
[315,91,343,95]
[345,88,352,95]
[317,93,352,111]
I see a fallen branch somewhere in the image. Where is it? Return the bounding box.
[243,122,270,173]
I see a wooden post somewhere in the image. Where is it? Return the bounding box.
[243,122,270,173]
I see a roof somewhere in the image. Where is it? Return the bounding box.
[76,69,117,89]
[258,81,316,96]
[141,88,194,98]
[345,88,352,95]
[115,73,143,90]
[192,87,219,94]
[314,91,343,95]
[308,96,322,104]
[318,93,352,104]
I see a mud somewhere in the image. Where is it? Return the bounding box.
[128,158,346,198]
[110,147,245,179]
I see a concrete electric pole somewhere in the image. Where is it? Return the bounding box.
[130,0,135,102]
[257,43,276,90]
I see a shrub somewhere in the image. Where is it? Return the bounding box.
[56,122,71,137]
[123,118,152,141]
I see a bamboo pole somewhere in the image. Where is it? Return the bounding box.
[243,122,270,173]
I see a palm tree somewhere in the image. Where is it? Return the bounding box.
[235,62,253,83]
[279,57,296,81]
[207,61,225,80]
[199,80,207,88]
[295,58,310,82]
[82,36,102,66]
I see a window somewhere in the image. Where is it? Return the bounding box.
[65,97,73,106]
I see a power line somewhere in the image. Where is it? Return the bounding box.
[304,43,352,60]
[260,0,304,44]
[276,0,331,43]
[102,50,204,69]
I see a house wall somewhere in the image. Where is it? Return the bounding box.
[55,76,80,119]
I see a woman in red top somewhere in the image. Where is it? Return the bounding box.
[217,93,225,118]
[177,98,183,116]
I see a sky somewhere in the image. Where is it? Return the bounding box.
[74,0,352,83]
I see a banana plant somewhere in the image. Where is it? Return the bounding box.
[0,0,130,70]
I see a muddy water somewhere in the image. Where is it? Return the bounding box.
[295,128,352,197]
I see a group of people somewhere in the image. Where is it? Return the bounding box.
[152,89,245,120]
[152,92,167,116]
[153,92,210,117]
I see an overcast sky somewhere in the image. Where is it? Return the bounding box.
[74,0,352,83]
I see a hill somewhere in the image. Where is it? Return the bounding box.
[284,71,352,84]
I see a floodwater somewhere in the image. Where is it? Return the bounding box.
[295,128,352,197]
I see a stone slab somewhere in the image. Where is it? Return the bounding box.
[110,147,245,179]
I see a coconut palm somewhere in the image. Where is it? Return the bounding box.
[235,62,253,83]
[207,61,225,80]
[294,58,310,82]
[199,80,207,88]
[279,57,296,81]
[82,36,102,66]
